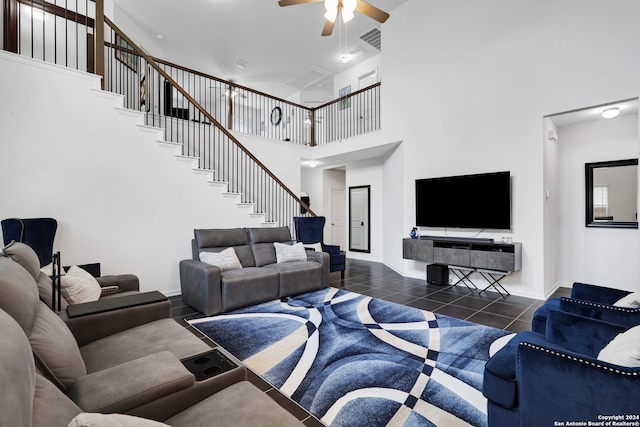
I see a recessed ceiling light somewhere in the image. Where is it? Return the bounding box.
[236,60,248,70]
[340,54,352,64]
[602,107,621,119]
[156,34,164,40]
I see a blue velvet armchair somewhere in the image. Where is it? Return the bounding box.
[1,217,57,267]
[293,216,346,279]
[484,310,639,427]
[532,282,639,333]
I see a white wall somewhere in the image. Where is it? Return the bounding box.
[345,158,384,262]
[0,52,269,296]
[334,54,381,96]
[383,0,640,299]
[557,114,639,291]
[301,168,324,216]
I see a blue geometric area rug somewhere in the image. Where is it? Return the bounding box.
[189,287,512,427]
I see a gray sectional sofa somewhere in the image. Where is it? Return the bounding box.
[180,226,330,316]
[0,241,305,426]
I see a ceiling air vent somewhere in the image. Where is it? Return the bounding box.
[360,28,381,51]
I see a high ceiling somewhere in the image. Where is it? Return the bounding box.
[110,0,408,99]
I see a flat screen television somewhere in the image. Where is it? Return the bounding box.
[415,171,511,230]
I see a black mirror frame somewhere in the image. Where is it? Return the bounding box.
[349,185,371,253]
[585,158,638,229]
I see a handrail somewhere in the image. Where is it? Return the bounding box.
[315,82,381,110]
[104,16,314,218]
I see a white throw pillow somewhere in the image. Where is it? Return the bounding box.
[69,412,169,427]
[60,266,102,304]
[597,325,640,367]
[274,242,308,263]
[613,291,640,308]
[199,247,243,271]
[303,242,324,253]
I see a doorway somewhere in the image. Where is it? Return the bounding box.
[330,188,345,249]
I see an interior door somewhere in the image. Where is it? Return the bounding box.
[330,188,345,249]
[349,185,370,253]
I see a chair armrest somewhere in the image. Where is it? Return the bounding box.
[320,243,340,255]
[559,298,640,328]
[69,351,195,413]
[179,260,222,316]
[62,297,171,346]
[544,310,627,358]
[518,341,640,425]
[97,274,140,295]
[571,282,630,304]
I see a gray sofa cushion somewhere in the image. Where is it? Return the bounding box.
[0,256,40,335]
[0,309,36,427]
[33,375,82,427]
[2,241,41,280]
[29,301,87,389]
[248,227,293,267]
[80,318,211,373]
[69,351,195,413]
[166,381,303,427]
[195,228,255,267]
[264,261,324,297]
[220,267,279,312]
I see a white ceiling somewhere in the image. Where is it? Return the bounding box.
[110,0,408,99]
[547,98,639,128]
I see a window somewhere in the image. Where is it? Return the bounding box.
[593,185,609,219]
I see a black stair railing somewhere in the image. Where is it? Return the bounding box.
[103,17,315,227]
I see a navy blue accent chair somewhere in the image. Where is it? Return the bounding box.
[484,309,639,427]
[293,216,345,279]
[1,218,57,267]
[532,282,639,334]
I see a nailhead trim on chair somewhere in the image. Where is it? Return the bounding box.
[520,342,639,376]
[560,297,639,313]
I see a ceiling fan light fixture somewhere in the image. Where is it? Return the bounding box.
[341,8,355,23]
[324,8,338,22]
[602,107,621,119]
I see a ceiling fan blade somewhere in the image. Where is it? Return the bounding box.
[356,0,390,23]
[321,18,335,36]
[278,0,323,6]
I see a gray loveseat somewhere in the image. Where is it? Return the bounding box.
[180,226,329,316]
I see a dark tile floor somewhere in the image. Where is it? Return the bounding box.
[169,258,570,425]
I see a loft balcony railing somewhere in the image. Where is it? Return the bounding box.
[2,0,382,229]
[3,0,381,146]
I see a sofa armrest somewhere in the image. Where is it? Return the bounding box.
[571,282,630,304]
[306,250,330,288]
[97,274,140,295]
[62,297,171,346]
[558,297,640,328]
[518,341,640,425]
[179,259,222,316]
[69,351,195,414]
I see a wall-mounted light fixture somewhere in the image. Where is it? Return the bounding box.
[602,107,621,119]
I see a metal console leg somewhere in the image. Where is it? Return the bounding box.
[477,270,510,298]
[448,266,478,291]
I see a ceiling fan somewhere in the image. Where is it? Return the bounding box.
[278,0,390,36]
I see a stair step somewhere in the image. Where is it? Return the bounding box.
[115,107,143,120]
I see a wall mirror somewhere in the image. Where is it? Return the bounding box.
[349,185,370,252]
[585,158,638,228]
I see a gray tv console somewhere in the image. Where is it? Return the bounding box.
[402,237,522,297]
